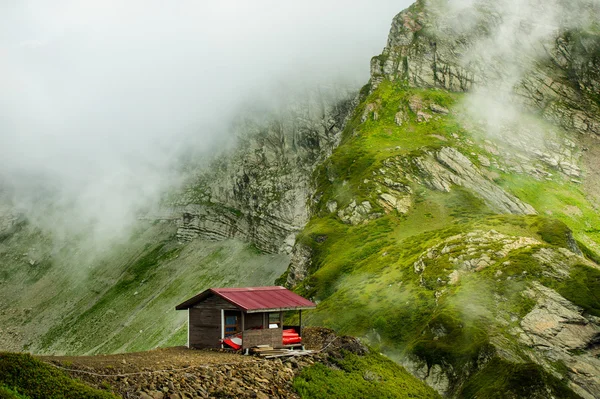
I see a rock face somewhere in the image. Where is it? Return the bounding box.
[286,243,313,287]
[413,147,537,215]
[515,283,600,399]
[175,205,297,255]
[172,92,357,253]
[370,0,600,136]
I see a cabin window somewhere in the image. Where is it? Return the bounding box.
[268,312,281,329]
[225,315,239,335]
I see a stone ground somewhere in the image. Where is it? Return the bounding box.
[37,327,350,399]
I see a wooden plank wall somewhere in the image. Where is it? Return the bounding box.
[243,328,283,349]
[187,295,293,349]
[189,294,238,348]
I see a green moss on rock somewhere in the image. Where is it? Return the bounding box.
[546,264,600,317]
[458,358,581,399]
[293,350,440,399]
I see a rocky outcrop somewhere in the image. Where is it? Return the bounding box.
[172,92,357,253]
[402,147,536,215]
[318,144,538,231]
[371,0,600,136]
[516,283,600,399]
[403,361,451,395]
[337,200,378,225]
[370,1,479,93]
[412,230,542,287]
[176,206,297,254]
[285,243,313,287]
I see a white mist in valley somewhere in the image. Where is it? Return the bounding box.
[0,1,412,246]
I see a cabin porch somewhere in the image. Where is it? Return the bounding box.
[221,309,304,350]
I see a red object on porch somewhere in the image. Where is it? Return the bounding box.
[222,334,242,350]
[282,329,302,345]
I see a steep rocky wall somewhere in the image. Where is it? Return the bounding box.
[171,92,357,253]
[370,0,600,135]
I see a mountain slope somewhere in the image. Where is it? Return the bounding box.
[0,219,290,355]
[0,88,355,356]
[285,1,600,397]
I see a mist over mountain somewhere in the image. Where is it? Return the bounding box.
[0,0,410,243]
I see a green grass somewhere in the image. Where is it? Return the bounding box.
[293,350,440,399]
[0,353,117,399]
[498,173,600,255]
[0,386,30,399]
[32,226,291,355]
[533,218,574,249]
[544,264,600,317]
[458,358,581,399]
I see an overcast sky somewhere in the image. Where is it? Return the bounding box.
[0,1,411,240]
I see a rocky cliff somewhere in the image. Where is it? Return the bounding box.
[371,0,600,135]
[171,89,357,254]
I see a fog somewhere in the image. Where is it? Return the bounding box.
[438,0,600,143]
[0,1,410,242]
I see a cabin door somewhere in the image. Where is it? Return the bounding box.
[223,310,241,337]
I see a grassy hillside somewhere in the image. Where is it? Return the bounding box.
[294,349,440,399]
[290,80,600,397]
[0,220,289,355]
[0,352,117,399]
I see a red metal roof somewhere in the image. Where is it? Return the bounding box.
[175,286,316,312]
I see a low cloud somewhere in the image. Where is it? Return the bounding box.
[430,0,600,145]
[0,0,411,244]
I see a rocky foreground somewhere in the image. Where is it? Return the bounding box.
[39,328,407,399]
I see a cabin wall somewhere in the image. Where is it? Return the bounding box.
[243,328,283,349]
[189,295,239,348]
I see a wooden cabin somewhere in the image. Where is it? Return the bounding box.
[175,286,316,350]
